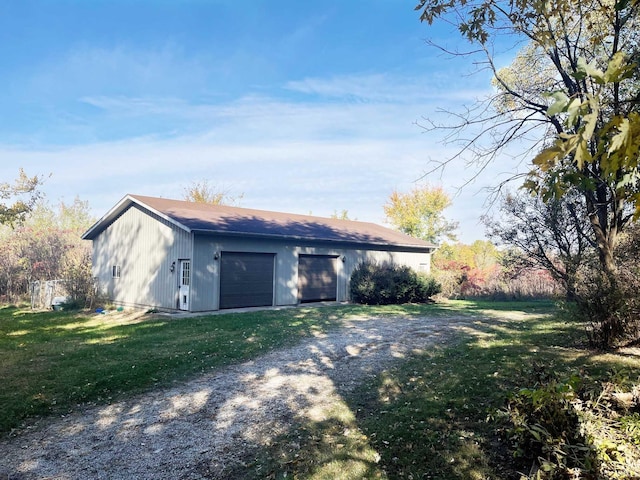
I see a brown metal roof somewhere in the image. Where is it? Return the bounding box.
[83,194,435,250]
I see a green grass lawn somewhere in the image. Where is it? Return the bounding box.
[245,301,640,479]
[0,302,447,434]
[2,300,638,478]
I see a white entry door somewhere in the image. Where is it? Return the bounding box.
[179,260,191,311]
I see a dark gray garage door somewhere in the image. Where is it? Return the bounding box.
[220,252,275,309]
[298,255,337,303]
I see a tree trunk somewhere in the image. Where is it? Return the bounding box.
[588,212,618,285]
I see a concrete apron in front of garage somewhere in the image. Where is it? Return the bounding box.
[155,301,350,318]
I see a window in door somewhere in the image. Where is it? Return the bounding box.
[179,260,191,311]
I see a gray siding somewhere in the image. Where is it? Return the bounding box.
[92,205,192,310]
[90,206,432,312]
[191,235,432,311]
[191,236,293,311]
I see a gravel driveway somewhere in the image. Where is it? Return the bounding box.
[0,311,481,480]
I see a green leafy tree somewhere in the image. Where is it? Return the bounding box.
[525,51,640,281]
[183,180,243,206]
[414,0,640,282]
[416,0,640,345]
[0,169,43,226]
[383,184,458,243]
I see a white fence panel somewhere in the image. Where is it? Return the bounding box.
[30,280,68,310]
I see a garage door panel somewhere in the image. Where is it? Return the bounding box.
[220,252,274,309]
[299,255,337,302]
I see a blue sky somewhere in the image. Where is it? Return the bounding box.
[0,0,527,242]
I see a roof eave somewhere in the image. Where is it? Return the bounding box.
[191,228,435,252]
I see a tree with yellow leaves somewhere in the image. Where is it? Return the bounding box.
[415,0,640,283]
[0,169,43,226]
[383,184,458,243]
[182,180,243,206]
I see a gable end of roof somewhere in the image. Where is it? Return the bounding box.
[81,195,192,240]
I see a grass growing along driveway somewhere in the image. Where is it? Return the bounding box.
[2,300,639,479]
[251,301,640,479]
[0,302,451,434]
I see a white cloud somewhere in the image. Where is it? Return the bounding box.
[285,73,490,104]
[2,70,528,243]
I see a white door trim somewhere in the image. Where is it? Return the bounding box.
[179,259,191,311]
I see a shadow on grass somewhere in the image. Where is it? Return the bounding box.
[2,304,452,479]
[1,303,447,434]
[251,300,636,479]
[3,300,635,479]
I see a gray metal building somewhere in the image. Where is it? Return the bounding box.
[82,194,436,312]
